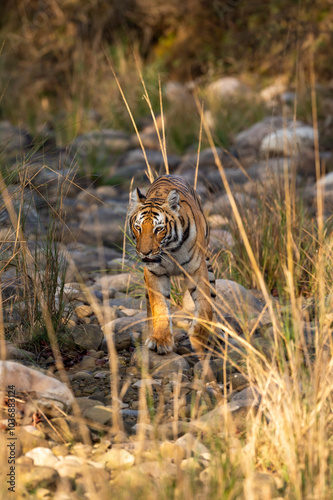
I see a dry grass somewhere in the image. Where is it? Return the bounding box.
[0,61,333,500]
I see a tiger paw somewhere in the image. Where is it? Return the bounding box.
[146,334,174,355]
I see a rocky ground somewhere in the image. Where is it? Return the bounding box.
[0,79,332,498]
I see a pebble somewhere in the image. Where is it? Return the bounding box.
[70,324,104,350]
[83,405,113,425]
[98,448,135,470]
[25,447,59,467]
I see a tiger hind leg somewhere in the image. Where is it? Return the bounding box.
[187,256,215,354]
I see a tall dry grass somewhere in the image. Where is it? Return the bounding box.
[0,55,332,500]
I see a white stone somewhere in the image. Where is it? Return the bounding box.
[95,273,142,293]
[175,433,210,458]
[0,361,74,409]
[98,448,135,470]
[260,126,315,156]
[260,82,287,102]
[25,447,59,467]
[206,77,248,99]
[316,171,333,189]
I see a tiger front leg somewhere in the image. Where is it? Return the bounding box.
[144,267,174,354]
[188,261,214,354]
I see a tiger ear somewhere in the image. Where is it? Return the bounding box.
[165,189,180,212]
[131,187,146,205]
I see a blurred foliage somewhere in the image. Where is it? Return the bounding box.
[0,0,332,128]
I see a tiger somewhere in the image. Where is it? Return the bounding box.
[129,175,216,354]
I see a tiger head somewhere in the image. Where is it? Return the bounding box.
[129,188,180,263]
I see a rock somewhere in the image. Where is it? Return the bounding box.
[159,441,186,462]
[16,463,59,492]
[28,165,81,199]
[165,81,193,105]
[70,324,104,350]
[215,279,264,314]
[130,348,190,377]
[40,417,79,443]
[132,378,161,388]
[94,371,109,379]
[194,353,245,383]
[16,426,49,454]
[35,487,54,499]
[180,457,202,472]
[183,279,263,319]
[107,257,133,271]
[111,163,149,183]
[109,296,144,309]
[78,355,97,371]
[103,314,146,351]
[78,205,127,247]
[249,472,280,498]
[71,371,94,383]
[229,386,260,405]
[260,125,315,156]
[250,336,275,359]
[0,120,32,153]
[54,455,87,479]
[209,229,235,251]
[260,82,287,102]
[131,131,161,150]
[120,148,181,170]
[120,308,141,317]
[205,168,248,190]
[316,171,333,189]
[2,341,35,361]
[75,397,104,411]
[70,244,122,273]
[235,117,300,163]
[152,421,192,440]
[203,193,257,218]
[71,129,132,156]
[63,283,82,300]
[229,373,249,392]
[83,405,113,425]
[52,444,70,458]
[98,448,135,470]
[175,433,210,459]
[75,304,93,318]
[0,361,74,409]
[0,187,41,233]
[95,273,143,293]
[25,447,59,468]
[139,460,178,480]
[178,147,238,171]
[190,386,260,432]
[206,77,249,99]
[206,214,228,229]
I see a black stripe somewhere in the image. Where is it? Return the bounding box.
[170,222,190,252]
[148,270,168,277]
[180,257,191,266]
[173,220,178,242]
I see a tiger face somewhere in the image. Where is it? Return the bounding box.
[129,187,181,263]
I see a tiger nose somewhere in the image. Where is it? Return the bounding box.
[140,249,152,256]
